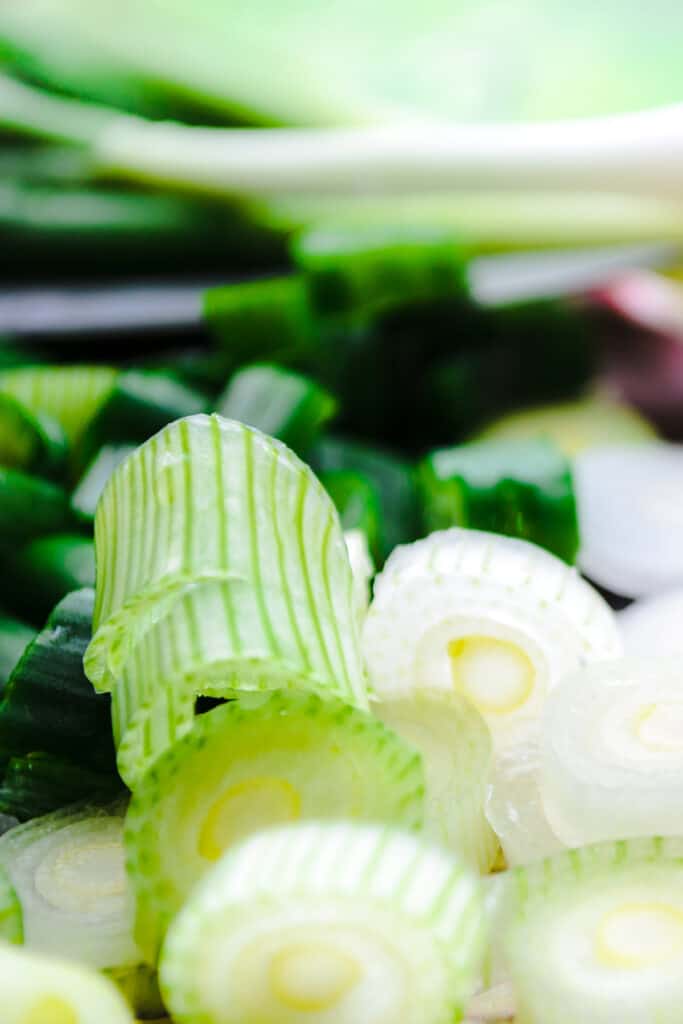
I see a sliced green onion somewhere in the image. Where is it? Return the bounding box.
[418,438,579,564]
[363,528,621,752]
[375,689,499,872]
[0,862,22,942]
[215,363,337,456]
[1,533,95,625]
[322,470,382,563]
[0,366,119,445]
[485,738,564,867]
[619,588,683,657]
[105,964,165,1020]
[72,444,137,524]
[0,753,121,822]
[0,393,68,479]
[0,614,35,696]
[541,658,683,846]
[477,396,657,457]
[575,441,683,596]
[159,821,485,1024]
[126,691,424,959]
[0,467,74,544]
[0,800,139,969]
[0,943,134,1023]
[86,415,366,784]
[498,836,683,1024]
[344,529,374,627]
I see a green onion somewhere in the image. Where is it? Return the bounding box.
[0,365,119,445]
[1,534,95,626]
[0,753,121,823]
[0,615,35,697]
[344,529,374,627]
[159,821,485,1024]
[0,862,22,943]
[71,445,137,524]
[0,393,68,479]
[0,467,74,544]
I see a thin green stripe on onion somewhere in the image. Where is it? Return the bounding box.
[159,821,485,1024]
[362,528,621,752]
[540,658,683,846]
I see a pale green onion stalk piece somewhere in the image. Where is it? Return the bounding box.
[0,861,22,943]
[85,415,367,783]
[498,836,683,1024]
[362,528,621,752]
[125,691,425,960]
[0,943,134,1023]
[477,396,656,458]
[541,657,683,846]
[619,589,683,657]
[485,737,565,867]
[375,689,499,872]
[344,529,374,628]
[0,366,119,445]
[0,800,140,969]
[159,821,485,1024]
[105,964,165,1020]
[575,441,683,597]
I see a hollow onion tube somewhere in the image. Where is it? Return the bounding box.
[125,691,424,960]
[375,689,499,873]
[0,800,139,969]
[574,441,683,597]
[0,365,119,444]
[540,658,683,846]
[85,415,367,783]
[476,396,657,458]
[362,528,621,751]
[159,821,485,1024]
[619,589,683,657]
[0,862,21,942]
[497,836,683,1024]
[485,738,565,867]
[0,943,134,1024]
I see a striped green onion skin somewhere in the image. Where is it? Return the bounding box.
[0,862,22,943]
[375,690,499,873]
[498,837,683,1024]
[85,414,367,784]
[0,943,135,1023]
[159,821,485,1024]
[0,801,140,969]
[362,529,621,753]
[540,658,683,846]
[125,691,425,961]
[0,366,119,445]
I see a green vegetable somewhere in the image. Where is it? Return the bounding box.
[375,690,499,873]
[0,393,67,479]
[322,471,382,563]
[85,415,367,786]
[159,821,485,1024]
[0,753,121,822]
[418,437,579,563]
[1,534,95,626]
[362,528,621,752]
[0,589,116,772]
[0,862,21,943]
[72,444,137,523]
[477,395,658,457]
[0,467,74,544]
[0,365,119,444]
[105,964,165,1020]
[125,691,425,959]
[0,943,135,1022]
[215,363,337,455]
[0,615,34,697]
[0,800,137,969]
[498,837,683,1023]
[344,529,374,627]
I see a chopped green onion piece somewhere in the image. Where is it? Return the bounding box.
[0,800,138,969]
[292,224,466,316]
[344,529,374,627]
[105,964,165,1021]
[1,534,95,626]
[216,363,337,456]
[575,441,683,597]
[126,691,424,959]
[418,438,579,564]
[0,753,121,822]
[541,657,683,846]
[0,366,119,445]
[477,396,657,457]
[498,837,683,1024]
[85,415,367,784]
[363,529,621,752]
[0,614,35,697]
[0,589,115,772]
[375,689,499,872]
[322,470,383,563]
[0,862,21,942]
[0,467,74,544]
[619,588,683,657]
[159,821,485,1024]
[0,393,68,479]
[0,943,134,1023]
[72,444,137,523]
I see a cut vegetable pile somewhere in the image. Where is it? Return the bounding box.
[2,5,683,1021]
